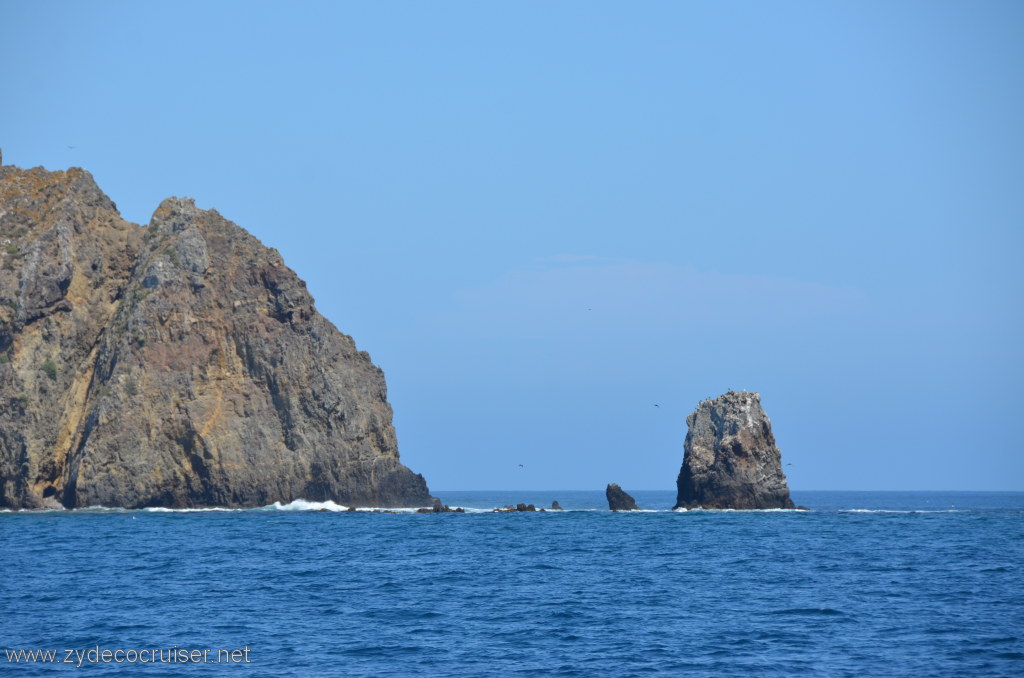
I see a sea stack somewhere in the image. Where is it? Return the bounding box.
[674,391,795,510]
[0,164,433,509]
[606,483,639,511]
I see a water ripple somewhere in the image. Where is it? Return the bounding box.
[1,490,1023,677]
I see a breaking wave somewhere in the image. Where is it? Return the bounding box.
[264,499,428,513]
[142,506,242,513]
[673,507,804,513]
[266,499,351,512]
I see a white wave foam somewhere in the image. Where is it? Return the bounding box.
[142,506,240,513]
[674,507,803,513]
[842,509,896,513]
[266,500,462,513]
[266,499,350,512]
[485,506,604,513]
[358,506,426,513]
[840,509,968,514]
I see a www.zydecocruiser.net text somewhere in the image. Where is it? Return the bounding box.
[4,645,252,667]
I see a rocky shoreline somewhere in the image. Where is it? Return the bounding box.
[0,161,808,514]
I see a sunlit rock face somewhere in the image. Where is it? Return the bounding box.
[674,391,794,510]
[0,164,432,509]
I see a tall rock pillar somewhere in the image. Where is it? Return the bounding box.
[674,391,795,510]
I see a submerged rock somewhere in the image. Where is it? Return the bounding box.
[606,483,639,511]
[674,391,795,510]
[0,164,433,509]
[417,498,464,513]
[493,503,542,513]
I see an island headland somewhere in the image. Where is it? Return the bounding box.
[0,164,432,509]
[674,391,796,510]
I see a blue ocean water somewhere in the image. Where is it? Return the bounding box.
[1,490,1022,677]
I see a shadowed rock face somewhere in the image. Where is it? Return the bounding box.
[674,391,794,510]
[606,483,639,511]
[0,165,432,509]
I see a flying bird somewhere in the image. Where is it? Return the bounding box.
[653,403,660,408]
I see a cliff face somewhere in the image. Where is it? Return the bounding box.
[674,391,794,510]
[0,165,432,509]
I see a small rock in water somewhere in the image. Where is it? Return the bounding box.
[606,483,640,511]
[493,503,539,513]
[550,500,563,511]
[416,498,463,513]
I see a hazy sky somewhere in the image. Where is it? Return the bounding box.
[2,1,1021,491]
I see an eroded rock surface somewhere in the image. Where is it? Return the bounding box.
[674,391,794,510]
[0,165,432,509]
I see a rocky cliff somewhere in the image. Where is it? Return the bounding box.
[0,164,433,509]
[674,391,794,510]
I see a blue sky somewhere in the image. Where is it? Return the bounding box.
[2,1,1021,490]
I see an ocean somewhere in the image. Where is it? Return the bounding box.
[1,490,1022,677]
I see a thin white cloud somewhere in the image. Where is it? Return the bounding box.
[531,254,608,265]
[440,258,866,339]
